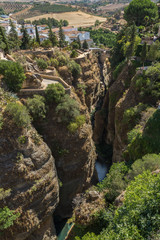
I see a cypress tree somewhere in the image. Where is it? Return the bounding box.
[82,39,88,49]
[59,26,65,48]
[35,25,40,45]
[9,20,20,50]
[0,26,9,53]
[21,24,30,50]
[48,26,57,47]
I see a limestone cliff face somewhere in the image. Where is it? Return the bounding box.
[0,106,59,239]
[36,93,97,218]
[75,51,107,112]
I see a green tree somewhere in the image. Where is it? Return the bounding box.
[0,60,25,92]
[77,36,81,49]
[82,39,88,49]
[63,20,69,26]
[36,58,48,70]
[41,39,52,48]
[35,25,40,45]
[26,95,46,120]
[45,83,65,103]
[125,23,137,61]
[141,42,148,67]
[5,102,31,128]
[59,25,65,47]
[56,94,80,123]
[0,26,9,54]
[124,0,158,26]
[48,26,57,47]
[95,20,100,27]
[8,20,20,50]
[20,24,30,50]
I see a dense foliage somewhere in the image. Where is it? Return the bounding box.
[79,27,116,48]
[76,170,160,240]
[5,102,31,128]
[0,60,25,92]
[45,83,65,103]
[26,95,46,120]
[56,94,80,123]
[32,17,69,27]
[0,207,20,231]
[36,58,48,70]
[124,0,158,26]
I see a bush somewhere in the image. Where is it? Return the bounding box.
[97,162,128,202]
[70,50,78,58]
[67,122,78,133]
[127,154,160,180]
[0,207,20,230]
[36,58,48,70]
[50,58,59,68]
[123,103,147,129]
[125,109,160,161]
[41,39,52,48]
[5,102,31,128]
[113,60,125,80]
[67,115,86,133]
[0,60,25,92]
[56,94,80,123]
[45,83,65,103]
[68,60,81,79]
[26,95,46,120]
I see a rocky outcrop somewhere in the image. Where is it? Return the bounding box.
[75,51,106,112]
[35,97,97,218]
[0,110,59,239]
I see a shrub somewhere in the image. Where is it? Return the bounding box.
[123,103,147,129]
[5,102,31,128]
[56,94,80,123]
[125,109,160,161]
[26,95,46,120]
[97,162,128,202]
[67,115,85,133]
[70,50,78,58]
[127,154,160,180]
[50,58,59,68]
[0,60,25,92]
[45,83,65,103]
[113,60,125,80]
[36,58,48,70]
[77,83,87,95]
[75,115,86,127]
[0,207,20,230]
[67,122,78,133]
[68,60,81,79]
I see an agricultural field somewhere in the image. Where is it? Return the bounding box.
[25,11,106,27]
[0,2,30,14]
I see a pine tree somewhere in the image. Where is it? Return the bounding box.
[9,20,20,50]
[21,24,30,50]
[35,25,40,45]
[59,26,65,48]
[0,26,9,53]
[48,26,57,47]
[82,39,88,49]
